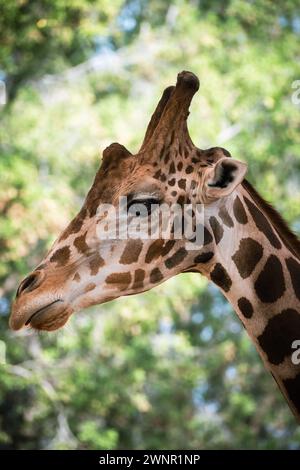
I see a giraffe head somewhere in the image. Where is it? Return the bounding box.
[10,71,247,331]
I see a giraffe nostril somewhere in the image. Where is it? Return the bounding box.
[16,271,45,298]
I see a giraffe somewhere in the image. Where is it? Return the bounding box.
[10,71,300,422]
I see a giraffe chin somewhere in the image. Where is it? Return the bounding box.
[28,302,73,331]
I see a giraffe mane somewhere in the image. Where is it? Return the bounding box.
[242,179,300,259]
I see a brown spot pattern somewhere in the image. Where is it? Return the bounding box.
[218,207,234,228]
[165,247,187,269]
[178,179,186,190]
[210,263,232,292]
[203,226,213,245]
[169,162,176,173]
[177,195,185,207]
[150,268,163,283]
[105,272,131,290]
[50,246,70,266]
[232,237,263,279]
[244,197,281,249]
[74,231,89,254]
[194,252,214,264]
[132,269,145,289]
[233,196,248,224]
[286,257,300,302]
[238,297,253,318]
[254,255,285,303]
[209,216,224,245]
[145,240,164,263]
[283,373,300,414]
[161,240,176,256]
[164,153,170,164]
[120,239,143,265]
[196,225,213,246]
[89,253,105,275]
[258,309,300,365]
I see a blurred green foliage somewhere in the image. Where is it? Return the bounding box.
[1,0,300,449]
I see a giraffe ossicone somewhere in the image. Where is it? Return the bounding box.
[10,71,300,423]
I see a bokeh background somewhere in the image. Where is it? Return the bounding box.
[1,0,300,449]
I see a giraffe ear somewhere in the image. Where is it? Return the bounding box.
[205,158,247,199]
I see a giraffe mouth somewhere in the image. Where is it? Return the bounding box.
[10,294,73,331]
[23,299,73,331]
[25,299,64,326]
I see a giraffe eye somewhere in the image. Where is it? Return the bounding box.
[127,198,160,216]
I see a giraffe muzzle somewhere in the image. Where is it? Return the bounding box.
[10,269,74,331]
[10,297,72,331]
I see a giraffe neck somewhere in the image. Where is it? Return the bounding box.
[203,184,300,421]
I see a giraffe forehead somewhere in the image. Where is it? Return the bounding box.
[85,144,231,211]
